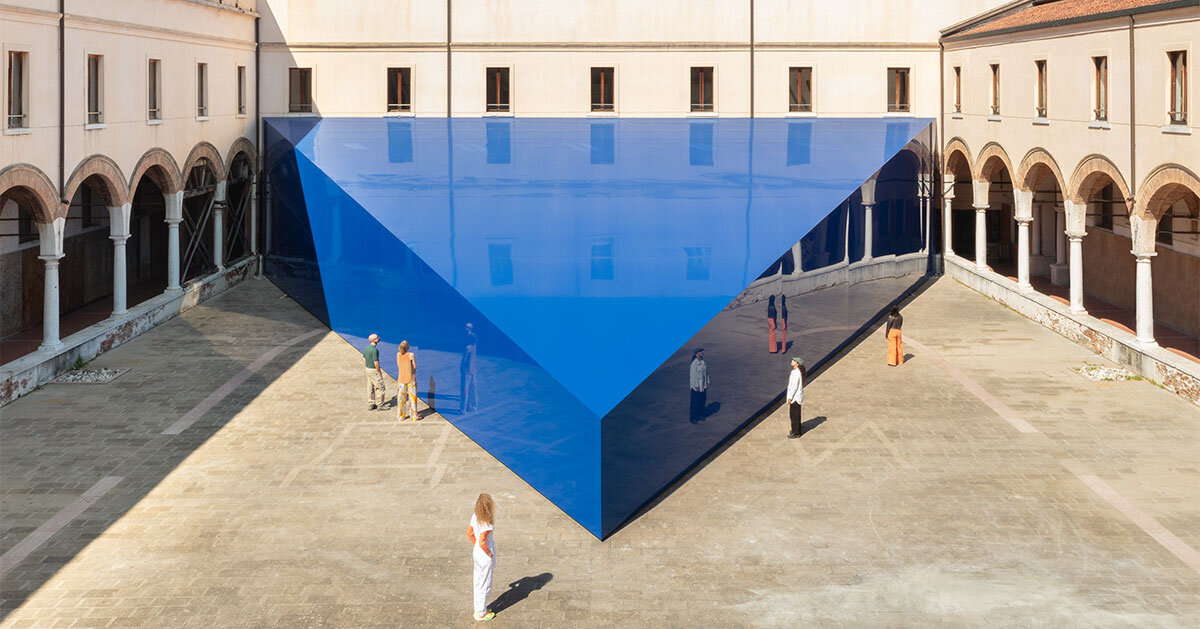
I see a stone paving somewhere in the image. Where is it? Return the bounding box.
[1,276,1198,627]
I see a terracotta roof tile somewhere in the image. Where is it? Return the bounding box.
[953,0,1181,38]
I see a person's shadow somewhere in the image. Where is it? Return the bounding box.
[489,573,553,615]
[703,401,721,419]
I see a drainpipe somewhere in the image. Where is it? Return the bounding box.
[58,0,65,203]
[749,0,754,118]
[939,40,946,264]
[1127,15,1136,207]
[254,14,263,271]
[446,0,452,117]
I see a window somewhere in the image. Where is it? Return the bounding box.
[7,51,28,128]
[1169,50,1187,125]
[17,206,37,244]
[237,65,246,115]
[887,68,910,112]
[196,62,208,117]
[1093,56,1108,121]
[1157,209,1174,245]
[147,59,161,120]
[788,67,813,112]
[591,67,614,112]
[590,123,614,165]
[288,67,312,113]
[590,238,615,280]
[684,247,711,281]
[488,243,513,286]
[690,67,714,112]
[87,54,103,124]
[990,63,1000,115]
[1099,183,1114,230]
[1035,60,1047,118]
[387,67,412,112]
[486,67,510,113]
[953,66,962,113]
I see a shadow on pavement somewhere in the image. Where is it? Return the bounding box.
[490,572,554,615]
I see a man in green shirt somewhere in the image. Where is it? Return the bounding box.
[364,333,385,410]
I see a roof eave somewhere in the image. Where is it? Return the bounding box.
[943,0,1198,43]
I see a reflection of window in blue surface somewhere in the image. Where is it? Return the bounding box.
[885,122,907,157]
[387,121,413,163]
[590,124,615,165]
[487,122,511,164]
[688,123,713,166]
[488,243,513,285]
[786,123,811,165]
[591,239,615,280]
[684,247,711,280]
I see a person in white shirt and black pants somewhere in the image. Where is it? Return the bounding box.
[786,357,805,439]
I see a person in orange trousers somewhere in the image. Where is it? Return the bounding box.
[885,306,904,366]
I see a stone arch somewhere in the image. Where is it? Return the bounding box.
[224,136,257,177]
[128,147,183,196]
[0,163,59,223]
[1136,164,1200,221]
[944,137,973,176]
[182,141,226,183]
[973,142,1015,183]
[63,154,129,208]
[1016,148,1066,193]
[1067,154,1132,207]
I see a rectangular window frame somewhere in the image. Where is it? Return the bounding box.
[288,67,313,114]
[1093,56,1108,121]
[7,50,29,129]
[690,66,715,113]
[590,67,615,113]
[147,58,161,121]
[196,62,208,118]
[788,66,813,113]
[237,65,247,115]
[1169,50,1187,125]
[953,66,962,114]
[1035,59,1047,118]
[485,67,511,113]
[386,67,413,113]
[887,67,910,113]
[990,63,1001,115]
[87,54,104,124]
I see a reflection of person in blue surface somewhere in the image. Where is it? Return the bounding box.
[460,323,479,413]
[786,357,805,439]
[689,348,709,424]
[767,296,779,353]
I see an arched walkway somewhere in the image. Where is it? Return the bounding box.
[943,142,973,257]
[972,143,1017,271]
[0,164,60,364]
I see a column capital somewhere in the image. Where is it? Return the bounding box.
[1131,250,1157,261]
[38,254,64,264]
[973,205,989,212]
[1015,216,1033,225]
[109,234,131,245]
[165,217,182,226]
[1067,233,1086,242]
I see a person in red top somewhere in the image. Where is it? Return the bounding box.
[467,493,496,621]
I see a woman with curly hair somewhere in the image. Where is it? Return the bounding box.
[467,493,497,621]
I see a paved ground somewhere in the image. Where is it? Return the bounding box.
[1,276,1198,627]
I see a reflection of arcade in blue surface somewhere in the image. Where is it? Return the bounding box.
[263,117,935,539]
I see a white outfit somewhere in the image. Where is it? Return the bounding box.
[470,513,496,616]
[786,368,804,405]
[689,358,709,391]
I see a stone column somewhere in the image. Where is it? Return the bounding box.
[213,180,227,272]
[1068,233,1086,314]
[1050,208,1068,286]
[108,203,132,317]
[36,218,66,352]
[166,191,183,293]
[974,206,988,270]
[1016,218,1032,291]
[862,202,874,263]
[1031,205,1043,256]
[1134,252,1157,348]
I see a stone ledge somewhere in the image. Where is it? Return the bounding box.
[945,255,1199,407]
[1,256,257,407]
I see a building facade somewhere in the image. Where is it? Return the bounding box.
[2,0,1197,405]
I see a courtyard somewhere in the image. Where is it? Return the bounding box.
[1,276,1197,627]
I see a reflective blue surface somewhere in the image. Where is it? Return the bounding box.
[264,117,935,538]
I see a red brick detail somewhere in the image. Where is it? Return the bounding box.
[182,142,227,183]
[0,163,59,223]
[1017,148,1067,194]
[1067,154,1132,207]
[974,142,1015,183]
[129,148,184,196]
[63,154,130,209]
[1136,165,1200,221]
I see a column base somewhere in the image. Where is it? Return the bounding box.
[1017,281,1033,292]
[38,342,64,353]
[165,286,183,295]
[1068,305,1088,316]
[1137,339,1160,350]
[1049,263,1069,286]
